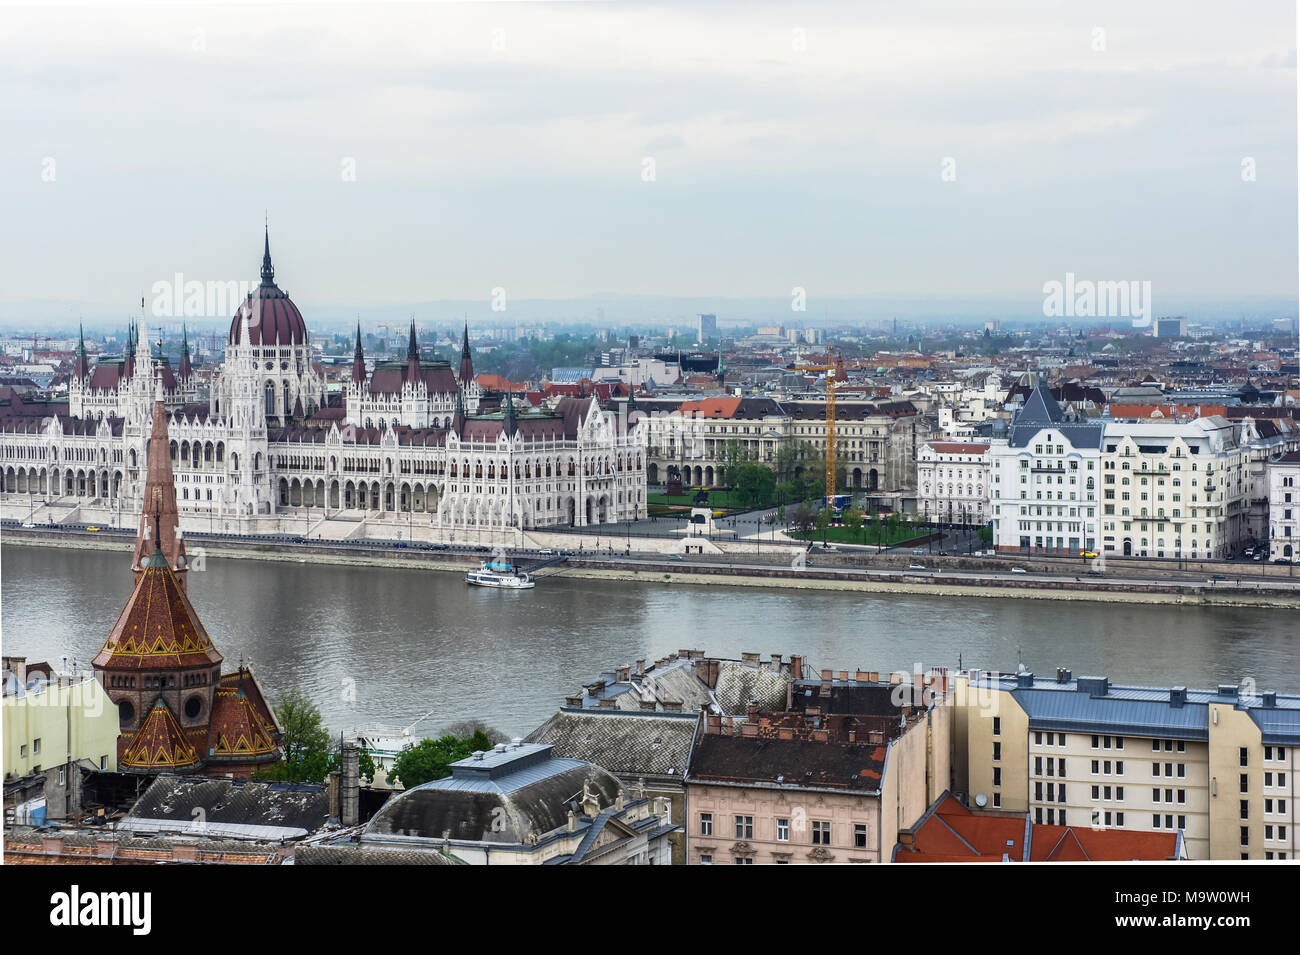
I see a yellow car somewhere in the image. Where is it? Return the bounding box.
[1080,550,1097,558]
[86,526,102,532]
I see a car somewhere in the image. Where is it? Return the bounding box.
[1080,551,1097,559]
[20,522,35,529]
[907,563,926,570]
[1211,574,1227,580]
[1086,569,1103,577]
[1010,567,1027,574]
[539,548,554,555]
[1272,558,1289,565]
[912,548,925,556]
[86,526,101,532]
[1253,553,1264,561]
[1244,547,1255,556]
[1223,553,1234,560]
[668,554,684,561]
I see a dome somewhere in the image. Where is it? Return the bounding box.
[362,743,623,844]
[228,228,308,348]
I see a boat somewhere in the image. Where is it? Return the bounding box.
[465,560,535,589]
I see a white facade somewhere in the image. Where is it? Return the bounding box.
[916,441,991,525]
[1269,453,1300,561]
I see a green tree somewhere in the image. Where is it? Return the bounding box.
[791,502,816,536]
[718,439,747,484]
[389,735,476,790]
[815,508,831,536]
[734,461,776,507]
[777,504,786,524]
[257,690,332,783]
[846,507,864,542]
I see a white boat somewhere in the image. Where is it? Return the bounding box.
[465,560,535,589]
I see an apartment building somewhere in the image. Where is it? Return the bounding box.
[917,441,991,525]
[953,668,1299,860]
[1269,450,1300,561]
[989,384,1102,554]
[683,670,952,864]
[1099,415,1248,559]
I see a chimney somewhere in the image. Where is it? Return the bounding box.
[791,655,803,678]
[1076,676,1107,696]
[616,666,631,683]
[747,699,759,721]
[741,652,761,666]
[635,659,645,674]
[599,698,616,708]
[770,653,783,671]
[565,695,584,707]
[820,669,833,681]
[855,670,870,682]
[640,699,657,710]
[1218,685,1239,699]
[1169,687,1188,708]
[1016,671,1035,689]
[839,670,849,682]
[663,700,683,712]
[341,740,360,827]
[1262,691,1277,708]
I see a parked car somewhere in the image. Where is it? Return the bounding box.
[1080,551,1097,559]
[86,526,102,532]
[20,522,35,529]
[907,563,926,570]
[1010,567,1027,574]
[668,554,684,561]
[1253,553,1265,561]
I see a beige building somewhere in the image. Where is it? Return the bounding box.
[1100,416,1248,559]
[684,670,952,864]
[637,396,922,492]
[953,668,1298,860]
[917,441,991,525]
[3,658,118,781]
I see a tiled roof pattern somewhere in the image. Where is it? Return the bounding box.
[524,711,696,778]
[93,559,222,670]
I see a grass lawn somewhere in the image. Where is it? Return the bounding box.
[647,489,766,509]
[789,523,928,547]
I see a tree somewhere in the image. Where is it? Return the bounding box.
[734,461,776,507]
[389,731,497,789]
[846,507,864,541]
[815,508,831,537]
[440,719,509,745]
[791,502,816,536]
[718,439,747,484]
[256,690,332,783]
[777,504,786,524]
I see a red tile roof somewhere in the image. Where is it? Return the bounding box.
[893,792,1182,862]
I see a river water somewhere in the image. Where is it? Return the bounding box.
[2,543,1295,738]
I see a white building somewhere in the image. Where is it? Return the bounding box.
[1099,416,1247,560]
[917,441,991,526]
[1269,451,1300,561]
[990,384,1102,554]
[0,232,645,535]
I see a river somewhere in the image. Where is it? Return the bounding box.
[2,543,1295,737]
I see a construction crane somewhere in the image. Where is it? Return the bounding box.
[793,345,845,506]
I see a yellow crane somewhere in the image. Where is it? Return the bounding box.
[793,346,845,506]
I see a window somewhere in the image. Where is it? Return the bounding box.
[993,742,1001,761]
[735,857,753,865]
[32,738,41,755]
[700,854,713,864]
[812,821,831,845]
[994,717,1001,736]
[1240,747,1249,767]
[776,819,789,842]
[735,816,753,839]
[1241,827,1249,847]
[993,767,1002,786]
[700,813,713,836]
[854,824,867,849]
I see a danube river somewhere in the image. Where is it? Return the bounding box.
[3,544,1296,737]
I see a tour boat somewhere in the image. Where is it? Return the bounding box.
[465,560,535,589]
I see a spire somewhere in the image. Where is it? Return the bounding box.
[406,318,421,382]
[178,323,192,379]
[132,399,188,593]
[74,322,90,380]
[502,385,516,436]
[352,321,366,385]
[451,385,466,435]
[260,223,275,286]
[458,322,474,384]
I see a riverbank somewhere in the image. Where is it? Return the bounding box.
[5,528,1298,609]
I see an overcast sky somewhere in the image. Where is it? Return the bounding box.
[2,1,1296,323]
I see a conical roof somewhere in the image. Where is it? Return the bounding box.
[132,399,187,591]
[120,697,203,772]
[94,548,222,671]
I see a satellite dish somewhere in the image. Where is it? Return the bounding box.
[974,793,988,807]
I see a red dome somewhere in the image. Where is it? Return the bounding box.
[230,288,307,347]
[228,227,308,347]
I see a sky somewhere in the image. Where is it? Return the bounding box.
[2,0,1297,327]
